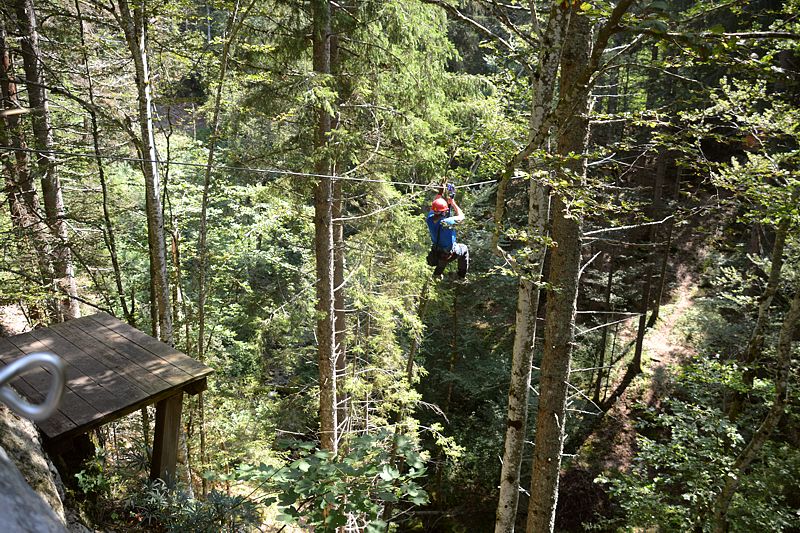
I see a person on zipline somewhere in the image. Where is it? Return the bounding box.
[426,186,469,280]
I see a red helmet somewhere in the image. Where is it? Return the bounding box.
[432,197,449,213]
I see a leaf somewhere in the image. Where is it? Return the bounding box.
[409,494,428,505]
[291,458,311,473]
[379,465,399,481]
[376,491,398,502]
[650,20,669,33]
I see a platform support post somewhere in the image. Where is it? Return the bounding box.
[150,391,183,485]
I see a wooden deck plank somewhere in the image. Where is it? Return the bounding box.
[68,318,190,387]
[1,314,212,445]
[5,333,109,429]
[47,322,167,396]
[89,313,209,376]
[0,338,81,437]
[0,381,72,437]
[45,376,208,446]
[29,328,150,407]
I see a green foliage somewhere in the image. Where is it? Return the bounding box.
[232,430,428,530]
[76,466,112,497]
[125,479,261,532]
[595,356,799,532]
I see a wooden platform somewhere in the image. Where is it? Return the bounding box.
[0,312,213,481]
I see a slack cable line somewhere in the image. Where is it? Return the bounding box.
[0,145,505,191]
[575,314,642,337]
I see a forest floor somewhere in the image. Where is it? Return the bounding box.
[641,265,697,408]
[0,304,31,336]
[581,265,699,473]
[556,265,701,531]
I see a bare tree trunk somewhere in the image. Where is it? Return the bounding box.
[496,183,550,532]
[0,14,54,314]
[648,218,672,328]
[312,0,337,454]
[15,0,79,321]
[592,258,614,404]
[333,178,347,432]
[492,2,571,254]
[193,0,251,495]
[526,7,591,532]
[116,0,172,344]
[495,5,569,530]
[711,282,800,532]
[330,29,348,437]
[645,155,667,326]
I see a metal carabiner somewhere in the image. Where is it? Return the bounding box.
[0,352,66,421]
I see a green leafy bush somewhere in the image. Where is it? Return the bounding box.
[125,479,261,532]
[234,430,428,531]
[594,357,800,532]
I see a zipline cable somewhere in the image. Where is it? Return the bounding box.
[0,145,505,190]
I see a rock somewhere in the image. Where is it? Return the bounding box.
[0,444,66,532]
[0,403,66,522]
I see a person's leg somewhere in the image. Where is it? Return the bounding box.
[454,243,469,278]
[433,252,450,278]
[434,251,457,278]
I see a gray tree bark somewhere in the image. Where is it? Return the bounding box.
[526,6,591,532]
[15,0,79,321]
[331,29,348,436]
[0,15,55,310]
[74,0,133,325]
[116,0,173,344]
[495,2,569,525]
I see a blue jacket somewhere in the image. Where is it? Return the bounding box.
[426,211,459,251]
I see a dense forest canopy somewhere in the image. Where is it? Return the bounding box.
[0,0,798,531]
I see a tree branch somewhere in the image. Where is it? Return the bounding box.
[419,0,515,52]
[479,0,538,49]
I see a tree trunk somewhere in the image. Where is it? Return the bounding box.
[492,1,570,254]
[526,7,591,532]
[194,0,249,494]
[15,0,79,321]
[333,178,347,432]
[592,258,614,404]
[117,0,172,344]
[0,14,55,310]
[495,5,569,530]
[727,198,794,419]
[648,217,673,328]
[711,282,800,531]
[312,0,337,454]
[496,183,550,532]
[645,154,667,326]
[331,29,348,436]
